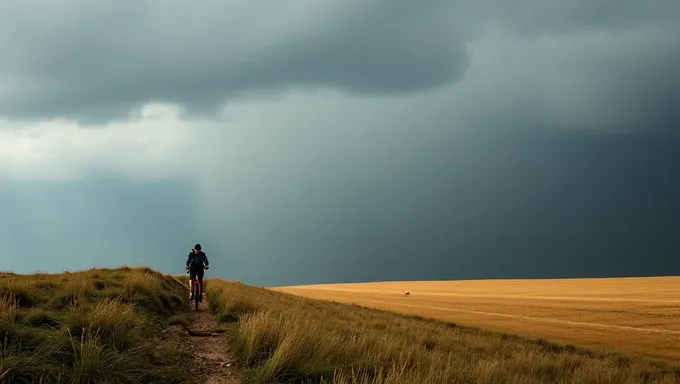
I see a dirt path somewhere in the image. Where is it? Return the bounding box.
[184,299,241,384]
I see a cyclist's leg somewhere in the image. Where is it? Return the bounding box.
[188,270,197,298]
[197,270,205,301]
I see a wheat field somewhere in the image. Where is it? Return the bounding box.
[274,276,680,362]
[208,279,680,383]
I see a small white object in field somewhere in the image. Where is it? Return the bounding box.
[403,290,410,296]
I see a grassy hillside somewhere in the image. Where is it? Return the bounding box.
[0,266,191,383]
[207,278,680,384]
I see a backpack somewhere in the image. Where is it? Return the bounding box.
[190,252,205,268]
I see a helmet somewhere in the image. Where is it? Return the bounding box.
[194,243,202,251]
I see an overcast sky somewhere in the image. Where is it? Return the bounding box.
[1,1,678,286]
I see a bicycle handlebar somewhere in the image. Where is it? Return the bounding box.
[185,265,209,273]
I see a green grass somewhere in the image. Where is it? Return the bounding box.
[206,279,680,384]
[0,266,190,384]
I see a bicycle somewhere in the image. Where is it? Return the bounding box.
[186,265,209,311]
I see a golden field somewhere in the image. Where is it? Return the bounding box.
[274,277,680,362]
[206,279,680,383]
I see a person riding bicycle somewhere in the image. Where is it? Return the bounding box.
[185,243,209,302]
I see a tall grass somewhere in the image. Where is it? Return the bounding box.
[0,294,18,324]
[207,279,680,384]
[0,266,190,383]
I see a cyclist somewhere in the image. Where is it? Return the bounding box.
[185,243,210,302]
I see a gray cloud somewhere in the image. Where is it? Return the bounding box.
[195,111,680,286]
[493,0,680,36]
[1,0,679,287]
[459,23,680,132]
[3,91,679,285]
[1,0,678,125]
[0,1,466,122]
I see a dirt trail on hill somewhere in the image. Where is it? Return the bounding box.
[184,299,241,384]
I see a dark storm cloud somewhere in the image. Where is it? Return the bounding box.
[0,0,466,122]
[2,1,680,287]
[486,0,680,36]
[1,0,678,124]
[195,119,680,286]
[468,23,680,133]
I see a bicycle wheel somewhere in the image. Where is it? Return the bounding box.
[194,279,199,311]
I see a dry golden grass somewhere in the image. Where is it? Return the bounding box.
[274,277,680,363]
[0,266,190,383]
[208,278,680,383]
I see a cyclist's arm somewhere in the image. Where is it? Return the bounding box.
[203,253,209,267]
[185,252,193,268]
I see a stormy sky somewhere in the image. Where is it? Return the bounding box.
[1,1,678,286]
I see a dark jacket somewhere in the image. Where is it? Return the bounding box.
[186,250,209,271]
